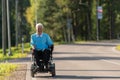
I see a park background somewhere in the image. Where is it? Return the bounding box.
[1,0,120,50]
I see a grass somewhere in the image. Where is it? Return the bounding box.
[116,45,120,51]
[0,63,18,80]
[0,43,30,61]
[0,63,17,75]
[0,53,27,61]
[0,42,30,80]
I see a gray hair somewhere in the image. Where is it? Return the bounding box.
[36,23,44,29]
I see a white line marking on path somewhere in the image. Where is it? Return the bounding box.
[102,47,120,65]
[102,59,120,66]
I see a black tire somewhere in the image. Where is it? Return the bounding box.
[31,64,35,77]
[50,63,56,77]
[31,70,35,77]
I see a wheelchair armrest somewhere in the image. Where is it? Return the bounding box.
[30,48,35,57]
[49,44,54,52]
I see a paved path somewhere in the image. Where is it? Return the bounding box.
[7,40,120,80]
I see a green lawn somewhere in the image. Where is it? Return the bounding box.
[0,43,30,61]
[116,45,120,51]
[0,43,30,80]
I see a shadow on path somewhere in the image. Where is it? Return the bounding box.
[65,42,118,47]
[6,56,31,63]
[54,56,120,61]
[54,75,120,79]
[57,69,120,72]
[35,75,120,79]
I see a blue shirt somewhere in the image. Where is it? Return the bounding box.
[30,33,53,50]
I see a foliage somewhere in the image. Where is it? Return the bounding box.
[0,0,31,48]
[0,63,17,79]
[1,0,120,47]
[0,42,30,79]
[25,0,36,31]
[0,43,30,61]
[37,0,64,41]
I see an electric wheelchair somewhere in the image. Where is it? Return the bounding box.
[30,49,56,77]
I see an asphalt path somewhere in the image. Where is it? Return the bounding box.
[25,41,120,80]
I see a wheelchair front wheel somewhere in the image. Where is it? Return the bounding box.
[49,63,56,77]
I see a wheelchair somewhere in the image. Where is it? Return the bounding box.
[30,49,56,77]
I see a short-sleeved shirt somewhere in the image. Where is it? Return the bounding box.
[30,33,53,51]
